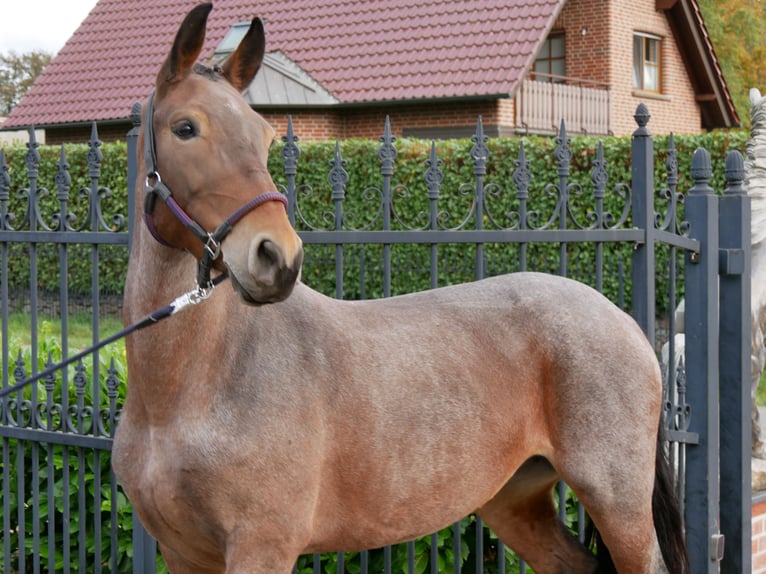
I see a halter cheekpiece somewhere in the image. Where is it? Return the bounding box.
[142,89,288,289]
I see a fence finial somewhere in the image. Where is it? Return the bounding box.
[88,123,103,179]
[282,115,300,177]
[0,149,9,202]
[424,141,443,201]
[56,145,71,202]
[724,150,746,195]
[328,141,348,202]
[689,147,713,195]
[25,126,40,179]
[513,141,530,201]
[554,119,571,177]
[633,103,651,136]
[470,116,488,176]
[130,102,143,128]
[378,116,397,177]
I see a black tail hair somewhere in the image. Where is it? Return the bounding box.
[652,434,689,573]
[589,429,689,573]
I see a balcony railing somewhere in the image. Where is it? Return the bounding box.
[516,74,611,135]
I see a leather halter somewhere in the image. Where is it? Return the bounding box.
[142,89,288,288]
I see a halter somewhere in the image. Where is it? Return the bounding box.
[142,89,288,289]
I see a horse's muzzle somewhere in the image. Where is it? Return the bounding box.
[227,236,303,305]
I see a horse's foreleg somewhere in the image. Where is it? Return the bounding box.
[160,544,225,574]
[223,540,299,574]
[477,457,598,574]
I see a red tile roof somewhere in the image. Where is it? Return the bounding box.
[4,0,566,128]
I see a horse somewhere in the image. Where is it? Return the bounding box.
[112,4,688,573]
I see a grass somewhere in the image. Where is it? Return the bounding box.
[2,312,125,353]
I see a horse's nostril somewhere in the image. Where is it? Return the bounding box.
[257,239,280,268]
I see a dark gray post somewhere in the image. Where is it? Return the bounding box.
[684,147,722,572]
[718,150,752,573]
[630,104,655,346]
[126,102,158,574]
[132,509,157,574]
[127,102,142,252]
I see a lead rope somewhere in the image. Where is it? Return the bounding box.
[0,274,228,399]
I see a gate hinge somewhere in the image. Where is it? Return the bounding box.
[719,248,745,275]
[711,532,725,562]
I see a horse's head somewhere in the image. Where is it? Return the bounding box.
[140,3,303,305]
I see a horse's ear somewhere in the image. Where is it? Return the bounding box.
[157,3,213,88]
[220,17,266,92]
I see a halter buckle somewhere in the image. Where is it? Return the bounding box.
[204,234,222,260]
[145,170,161,189]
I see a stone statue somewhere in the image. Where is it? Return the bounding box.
[661,88,766,473]
[745,88,766,459]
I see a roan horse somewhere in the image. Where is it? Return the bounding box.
[113,4,688,573]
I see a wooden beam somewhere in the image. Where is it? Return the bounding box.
[656,0,678,9]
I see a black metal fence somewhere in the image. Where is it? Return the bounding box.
[0,103,752,573]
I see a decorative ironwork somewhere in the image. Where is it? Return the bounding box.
[664,358,692,434]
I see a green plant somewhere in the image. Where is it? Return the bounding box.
[0,330,142,574]
[1,129,750,312]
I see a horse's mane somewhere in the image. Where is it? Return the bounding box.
[192,62,223,81]
[745,88,766,246]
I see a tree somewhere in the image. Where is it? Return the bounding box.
[698,0,766,129]
[0,50,52,116]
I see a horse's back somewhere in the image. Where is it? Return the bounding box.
[290,272,663,551]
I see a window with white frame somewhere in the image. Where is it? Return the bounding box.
[633,33,661,92]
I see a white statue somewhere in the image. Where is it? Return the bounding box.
[745,88,766,458]
[661,89,766,460]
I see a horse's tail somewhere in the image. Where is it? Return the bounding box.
[652,433,689,574]
[590,430,690,573]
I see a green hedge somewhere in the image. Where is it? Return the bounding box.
[1,130,749,309]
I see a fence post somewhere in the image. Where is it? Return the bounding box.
[125,102,158,574]
[684,147,722,572]
[718,150,752,573]
[132,509,157,574]
[126,102,142,252]
[630,104,655,346]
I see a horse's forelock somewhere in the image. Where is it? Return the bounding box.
[192,62,222,81]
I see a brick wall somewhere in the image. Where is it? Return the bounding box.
[756,499,766,573]
[606,0,702,134]
[554,0,702,135]
[264,100,515,141]
[46,123,133,146]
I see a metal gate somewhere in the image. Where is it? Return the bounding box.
[0,103,752,573]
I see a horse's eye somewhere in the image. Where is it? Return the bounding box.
[172,121,197,140]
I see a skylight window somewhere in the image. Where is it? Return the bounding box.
[214,21,251,58]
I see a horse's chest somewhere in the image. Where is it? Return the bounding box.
[113,416,228,558]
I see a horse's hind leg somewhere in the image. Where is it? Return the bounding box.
[558,433,670,573]
[568,472,668,573]
[477,456,598,573]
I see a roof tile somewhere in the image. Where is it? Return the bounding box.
[6,0,565,127]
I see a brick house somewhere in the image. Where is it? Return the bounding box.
[2,0,738,143]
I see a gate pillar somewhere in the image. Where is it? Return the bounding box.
[718,150,752,573]
[684,148,722,572]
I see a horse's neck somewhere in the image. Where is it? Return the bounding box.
[746,104,766,249]
[124,228,200,320]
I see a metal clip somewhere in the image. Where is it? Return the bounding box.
[170,283,216,315]
[204,234,222,260]
[145,170,161,189]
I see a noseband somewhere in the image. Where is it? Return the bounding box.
[142,89,288,289]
